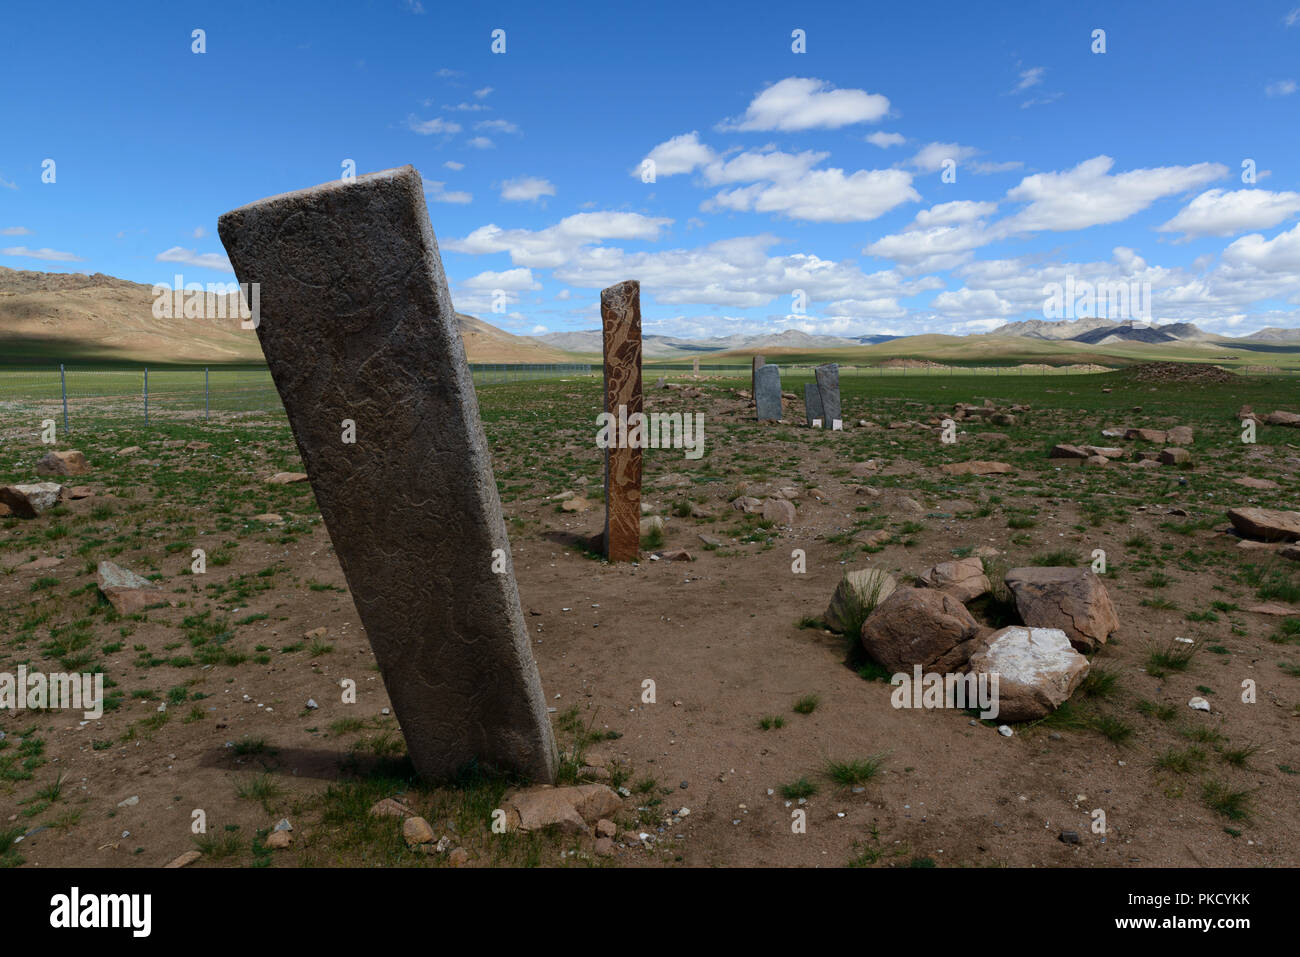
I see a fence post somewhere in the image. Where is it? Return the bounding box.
[205,368,210,421]
[144,367,149,426]
[59,363,70,435]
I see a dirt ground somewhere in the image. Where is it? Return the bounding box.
[1,367,1298,868]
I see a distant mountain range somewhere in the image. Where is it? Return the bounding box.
[985,317,1298,345]
[3,266,1298,365]
[536,328,900,358]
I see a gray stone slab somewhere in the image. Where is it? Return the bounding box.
[815,362,842,429]
[804,383,824,428]
[755,364,782,421]
[217,165,558,784]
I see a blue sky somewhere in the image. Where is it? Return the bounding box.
[2,0,1298,339]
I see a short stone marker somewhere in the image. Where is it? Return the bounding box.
[815,362,842,430]
[217,165,558,784]
[804,383,824,428]
[600,279,644,562]
[755,364,782,421]
[751,354,765,400]
[691,356,699,376]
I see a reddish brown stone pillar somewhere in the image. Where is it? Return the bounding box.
[601,280,643,562]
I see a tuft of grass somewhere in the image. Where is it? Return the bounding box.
[1153,746,1206,775]
[1030,549,1079,567]
[1079,667,1120,699]
[793,694,820,715]
[1146,638,1197,678]
[1137,699,1177,722]
[824,754,886,787]
[780,777,819,799]
[1201,780,1252,822]
[758,715,785,731]
[1220,742,1261,768]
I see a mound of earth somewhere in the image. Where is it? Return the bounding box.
[1124,362,1236,384]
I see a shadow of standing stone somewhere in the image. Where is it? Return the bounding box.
[217,165,558,784]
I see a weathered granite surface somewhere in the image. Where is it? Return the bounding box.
[755,364,782,421]
[217,165,557,783]
[804,383,824,427]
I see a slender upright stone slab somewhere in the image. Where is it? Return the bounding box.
[815,362,842,430]
[804,383,824,428]
[217,166,558,784]
[692,356,699,376]
[600,280,643,562]
[751,355,766,399]
[755,364,782,421]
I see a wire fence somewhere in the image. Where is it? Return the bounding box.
[646,362,1299,378]
[0,363,592,432]
[645,363,1113,377]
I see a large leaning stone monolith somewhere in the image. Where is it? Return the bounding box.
[217,165,558,784]
[600,280,643,562]
[755,364,782,421]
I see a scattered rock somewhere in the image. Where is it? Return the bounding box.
[1049,444,1089,459]
[0,482,63,518]
[36,450,89,476]
[267,472,308,484]
[164,850,202,868]
[448,847,470,867]
[593,837,615,857]
[968,626,1090,721]
[402,816,436,846]
[658,548,693,562]
[761,498,796,526]
[860,587,980,672]
[369,797,416,819]
[916,557,990,603]
[1158,447,1191,465]
[503,784,623,834]
[561,496,591,512]
[1125,428,1167,443]
[1003,567,1118,652]
[1188,697,1211,712]
[1227,507,1300,542]
[1264,410,1300,427]
[824,568,898,634]
[1235,477,1280,490]
[639,515,664,537]
[97,560,163,614]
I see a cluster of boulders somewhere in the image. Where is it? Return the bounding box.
[1238,405,1300,428]
[0,449,94,518]
[1049,425,1194,468]
[825,558,1118,721]
[950,399,1031,427]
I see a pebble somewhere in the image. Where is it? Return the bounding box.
[997,725,1013,737]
